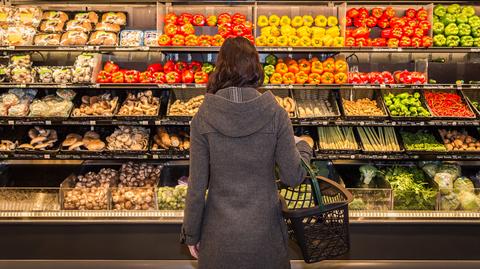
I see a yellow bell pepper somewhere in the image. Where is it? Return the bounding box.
[260,26,272,36]
[311,37,323,47]
[276,36,288,46]
[291,16,303,27]
[257,15,269,27]
[302,15,314,27]
[255,36,267,46]
[266,36,277,46]
[322,35,333,47]
[326,26,340,38]
[280,25,293,36]
[311,27,326,38]
[327,16,338,27]
[269,15,280,27]
[280,15,291,26]
[296,26,312,38]
[299,36,312,47]
[288,35,300,46]
[314,15,327,27]
[333,37,344,47]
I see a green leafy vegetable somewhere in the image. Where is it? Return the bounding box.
[401,131,446,151]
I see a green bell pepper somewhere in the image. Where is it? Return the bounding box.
[460,35,474,47]
[201,62,215,74]
[474,37,480,47]
[433,22,445,34]
[445,23,459,36]
[446,35,461,47]
[433,15,440,24]
[265,54,278,66]
[447,4,461,15]
[461,6,476,18]
[441,14,457,25]
[434,5,447,17]
[458,23,472,36]
[433,34,447,47]
[469,16,480,28]
[263,75,269,85]
[263,64,275,76]
[456,14,469,24]
[473,26,480,38]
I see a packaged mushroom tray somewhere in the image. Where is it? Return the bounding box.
[116,90,160,119]
[340,89,387,119]
[293,89,340,120]
[105,126,149,152]
[60,129,107,152]
[151,127,190,154]
[28,89,75,118]
[16,126,59,153]
[71,93,119,118]
[61,168,118,210]
[167,89,205,120]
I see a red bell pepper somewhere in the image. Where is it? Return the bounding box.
[371,8,384,19]
[164,24,178,37]
[243,34,254,44]
[164,13,178,24]
[407,19,418,28]
[188,61,202,73]
[158,34,171,46]
[372,37,387,47]
[390,17,406,29]
[381,71,394,84]
[381,28,392,39]
[232,24,247,36]
[345,29,353,38]
[111,71,124,83]
[413,27,425,38]
[358,8,369,18]
[180,23,195,36]
[232,13,246,25]
[368,72,384,84]
[365,16,377,28]
[355,37,369,47]
[194,71,208,84]
[124,70,140,83]
[171,35,185,46]
[182,69,194,83]
[243,21,253,33]
[411,37,422,47]
[418,21,430,32]
[354,17,366,28]
[184,35,198,46]
[177,13,193,25]
[346,8,359,19]
[391,27,403,39]
[416,8,428,21]
[352,26,370,38]
[403,26,414,37]
[96,71,112,83]
[218,23,232,37]
[387,38,399,47]
[103,61,119,74]
[411,72,426,84]
[165,71,181,84]
[422,36,432,47]
[152,72,166,83]
[377,17,389,28]
[345,37,356,46]
[163,60,175,73]
[192,14,206,26]
[346,17,352,27]
[174,61,188,73]
[139,71,153,83]
[405,8,416,19]
[210,34,225,46]
[383,7,395,19]
[218,13,232,25]
[399,36,411,47]
[147,63,163,73]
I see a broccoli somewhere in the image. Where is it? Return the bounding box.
[359,165,379,187]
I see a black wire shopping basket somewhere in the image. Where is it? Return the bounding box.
[278,159,353,263]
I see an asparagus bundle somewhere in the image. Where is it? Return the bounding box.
[317,126,358,150]
[357,127,400,152]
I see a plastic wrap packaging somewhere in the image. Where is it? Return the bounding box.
[39,20,64,33]
[42,11,69,22]
[0,64,7,82]
[60,31,88,46]
[52,66,73,84]
[9,66,34,83]
[0,89,37,117]
[101,12,126,25]
[0,7,13,26]
[12,7,42,27]
[28,89,75,117]
[143,30,158,47]
[6,26,36,46]
[120,30,143,46]
[65,20,93,32]
[88,31,117,46]
[0,28,6,46]
[74,11,98,24]
[72,53,97,83]
[9,54,32,67]
[35,66,54,83]
[95,22,121,33]
[34,33,61,46]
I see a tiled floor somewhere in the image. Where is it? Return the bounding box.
[0,260,479,269]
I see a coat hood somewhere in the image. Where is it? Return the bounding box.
[197,87,278,138]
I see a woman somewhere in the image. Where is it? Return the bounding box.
[181,37,312,269]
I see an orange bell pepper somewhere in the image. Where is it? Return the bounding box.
[286,58,297,66]
[282,72,296,84]
[334,72,348,84]
[288,64,299,74]
[275,63,288,75]
[299,61,311,74]
[295,71,309,84]
[270,73,283,84]
[321,72,335,84]
[308,73,322,84]
[334,59,348,73]
[311,60,323,74]
[322,59,335,73]
[298,58,308,64]
[310,57,319,62]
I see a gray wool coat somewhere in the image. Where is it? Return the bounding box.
[182,87,312,269]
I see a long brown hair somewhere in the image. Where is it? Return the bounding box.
[207,37,264,94]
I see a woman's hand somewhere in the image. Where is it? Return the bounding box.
[188,243,200,259]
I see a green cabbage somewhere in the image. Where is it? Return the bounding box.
[454,177,475,194]
[459,192,480,211]
[440,192,460,211]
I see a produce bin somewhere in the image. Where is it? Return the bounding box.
[423,89,476,120]
[355,126,404,153]
[436,127,480,154]
[381,88,432,121]
[114,90,162,120]
[70,90,120,120]
[166,88,206,121]
[14,126,63,156]
[0,188,60,211]
[316,126,360,153]
[293,89,340,120]
[157,164,189,210]
[348,188,393,211]
[259,88,296,118]
[58,126,111,154]
[150,126,190,158]
[339,88,388,120]
[460,89,480,117]
[398,127,447,154]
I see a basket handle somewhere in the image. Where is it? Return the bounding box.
[301,158,324,211]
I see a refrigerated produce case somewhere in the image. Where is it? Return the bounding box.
[1,0,480,264]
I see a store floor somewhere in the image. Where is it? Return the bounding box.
[1,260,480,269]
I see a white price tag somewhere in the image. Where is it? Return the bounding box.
[471,48,480,52]
[155,120,161,125]
[140,121,148,125]
[7,120,14,125]
[44,154,50,159]
[89,120,96,125]
[45,120,52,125]
[287,47,293,51]
[181,84,187,88]
[153,154,159,159]
[59,84,67,88]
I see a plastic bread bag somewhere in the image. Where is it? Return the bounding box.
[9,66,35,83]
[6,26,36,46]
[9,54,32,67]
[60,31,88,46]
[52,66,73,84]
[0,7,13,26]
[101,12,126,25]
[120,30,143,46]
[88,31,118,46]
[12,7,43,27]
[95,22,121,33]
[35,66,54,83]
[0,64,7,82]
[9,88,37,100]
[143,30,158,46]
[56,89,76,101]
[40,20,65,33]
[74,53,96,68]
[434,163,461,194]
[74,11,99,24]
[72,65,92,83]
[34,33,61,46]
[0,27,6,46]
[42,11,69,22]
[66,20,93,32]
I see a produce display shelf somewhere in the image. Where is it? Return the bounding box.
[314,152,480,161]
[1,46,479,54]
